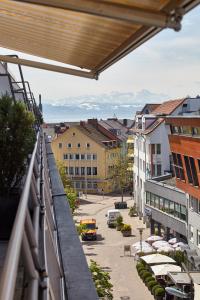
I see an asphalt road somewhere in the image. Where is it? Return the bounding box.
[75,194,154,300]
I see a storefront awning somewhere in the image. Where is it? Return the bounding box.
[0,0,199,78]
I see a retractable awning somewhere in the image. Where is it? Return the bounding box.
[0,0,199,78]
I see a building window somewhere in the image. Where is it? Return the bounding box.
[172,152,185,180]
[81,167,85,175]
[63,154,68,160]
[81,154,85,160]
[189,225,194,243]
[198,159,200,172]
[146,192,151,205]
[69,167,74,175]
[189,157,199,186]
[157,164,162,176]
[92,167,97,175]
[67,143,72,148]
[174,203,180,219]
[157,144,161,154]
[87,167,91,175]
[59,143,62,148]
[87,154,91,160]
[75,181,80,189]
[180,205,186,221]
[65,167,68,175]
[151,144,155,154]
[155,195,159,209]
[182,126,192,135]
[93,154,97,160]
[184,156,199,186]
[77,143,81,148]
[197,230,200,248]
[75,167,79,175]
[171,126,180,134]
[73,132,75,136]
[69,154,74,160]
[86,143,90,148]
[152,164,156,177]
[75,154,80,160]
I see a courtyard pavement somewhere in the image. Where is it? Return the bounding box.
[74,194,154,300]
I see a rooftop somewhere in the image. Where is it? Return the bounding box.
[151,98,185,115]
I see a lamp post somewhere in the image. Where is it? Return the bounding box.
[137,227,145,253]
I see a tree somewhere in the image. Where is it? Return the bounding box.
[57,161,78,213]
[110,156,131,202]
[89,260,113,299]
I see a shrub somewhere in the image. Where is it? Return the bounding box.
[144,275,153,285]
[147,280,157,290]
[89,260,113,299]
[145,276,154,284]
[141,271,151,281]
[152,285,162,295]
[116,215,123,225]
[154,287,165,297]
[121,224,132,232]
[139,269,146,278]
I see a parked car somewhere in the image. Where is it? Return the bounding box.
[105,209,121,228]
[80,219,98,241]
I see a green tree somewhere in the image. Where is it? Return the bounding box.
[57,161,78,213]
[89,260,113,299]
[0,94,35,195]
[110,156,131,202]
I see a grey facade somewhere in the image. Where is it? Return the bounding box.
[144,176,187,239]
[188,195,200,256]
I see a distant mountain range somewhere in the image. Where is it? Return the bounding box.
[43,90,169,122]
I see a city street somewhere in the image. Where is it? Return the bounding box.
[74,194,154,300]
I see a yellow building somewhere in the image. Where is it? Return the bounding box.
[51,121,121,194]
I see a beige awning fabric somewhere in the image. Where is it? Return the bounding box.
[0,0,199,78]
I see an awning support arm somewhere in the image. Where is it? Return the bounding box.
[0,55,97,79]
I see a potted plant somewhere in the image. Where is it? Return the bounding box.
[116,215,123,231]
[0,94,35,239]
[121,224,132,237]
[128,204,137,217]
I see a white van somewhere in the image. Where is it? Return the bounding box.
[105,209,121,227]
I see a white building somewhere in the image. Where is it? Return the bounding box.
[133,97,200,217]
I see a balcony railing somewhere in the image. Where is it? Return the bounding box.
[0,131,98,300]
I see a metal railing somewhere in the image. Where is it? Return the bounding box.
[0,132,65,300]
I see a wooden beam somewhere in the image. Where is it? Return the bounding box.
[0,55,96,79]
[15,0,182,30]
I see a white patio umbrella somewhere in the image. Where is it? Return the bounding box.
[140,253,176,265]
[146,235,163,244]
[172,242,189,250]
[157,246,174,253]
[132,241,149,250]
[151,264,181,276]
[136,247,154,254]
[152,240,170,249]
[168,237,177,245]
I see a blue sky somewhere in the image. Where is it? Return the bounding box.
[0,5,200,106]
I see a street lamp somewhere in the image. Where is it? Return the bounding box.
[137,227,145,253]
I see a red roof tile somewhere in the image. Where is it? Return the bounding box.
[152,98,185,115]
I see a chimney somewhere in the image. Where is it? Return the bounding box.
[88,118,98,127]
[123,119,128,126]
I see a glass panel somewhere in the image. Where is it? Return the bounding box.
[155,196,159,209]
[157,144,161,154]
[180,205,186,221]
[146,192,151,205]
[169,201,175,216]
[184,156,193,183]
[160,198,164,210]
[174,203,180,218]
[164,198,169,213]
[189,157,199,186]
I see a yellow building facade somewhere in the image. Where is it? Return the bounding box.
[51,124,120,194]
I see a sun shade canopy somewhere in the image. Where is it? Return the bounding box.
[0,0,199,78]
